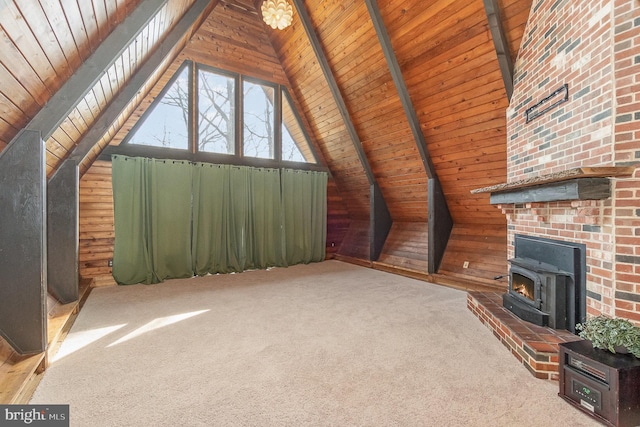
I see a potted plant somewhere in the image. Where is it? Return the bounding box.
[576,315,640,359]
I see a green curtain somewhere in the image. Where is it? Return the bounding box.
[113,156,327,284]
[192,163,233,274]
[281,169,327,264]
[192,164,249,274]
[147,158,193,282]
[247,167,285,269]
[112,155,193,284]
[112,155,151,284]
[228,166,250,271]
[192,165,286,275]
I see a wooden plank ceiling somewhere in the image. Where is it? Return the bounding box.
[0,0,533,279]
[267,0,532,227]
[0,0,216,176]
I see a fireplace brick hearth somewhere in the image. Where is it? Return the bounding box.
[467,292,582,380]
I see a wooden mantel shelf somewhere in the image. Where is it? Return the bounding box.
[471,167,635,194]
[470,167,635,205]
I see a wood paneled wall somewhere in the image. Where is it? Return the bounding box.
[181,0,289,84]
[267,2,372,223]
[337,220,371,262]
[384,0,508,228]
[79,160,115,286]
[311,0,430,223]
[438,224,508,286]
[326,179,349,258]
[261,0,531,281]
[376,222,428,272]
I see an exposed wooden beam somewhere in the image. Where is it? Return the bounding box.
[69,0,217,164]
[363,0,436,180]
[483,0,514,100]
[221,0,258,15]
[290,0,376,186]
[365,0,452,273]
[291,0,391,261]
[18,0,168,143]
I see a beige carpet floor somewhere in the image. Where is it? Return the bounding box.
[31,260,600,426]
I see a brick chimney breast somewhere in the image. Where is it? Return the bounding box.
[504,0,640,323]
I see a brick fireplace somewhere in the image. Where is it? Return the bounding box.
[468,0,640,379]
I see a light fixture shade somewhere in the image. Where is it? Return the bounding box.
[261,0,293,30]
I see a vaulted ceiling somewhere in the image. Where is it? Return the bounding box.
[0,0,534,281]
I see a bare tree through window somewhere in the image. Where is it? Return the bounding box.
[127,67,190,149]
[243,81,274,159]
[198,70,235,154]
[281,91,308,162]
[126,62,315,164]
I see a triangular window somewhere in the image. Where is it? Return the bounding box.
[281,89,315,163]
[125,64,190,150]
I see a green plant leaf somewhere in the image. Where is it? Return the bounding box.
[576,315,640,359]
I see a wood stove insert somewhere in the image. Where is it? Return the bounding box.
[504,257,572,330]
[503,235,586,333]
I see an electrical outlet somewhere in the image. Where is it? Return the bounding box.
[108,259,113,267]
[463,261,469,268]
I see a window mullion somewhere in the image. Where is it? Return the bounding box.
[275,86,282,162]
[190,61,196,155]
[236,75,242,159]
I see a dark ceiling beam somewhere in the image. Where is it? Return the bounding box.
[365,1,452,273]
[364,0,436,180]
[483,0,514,100]
[17,0,168,143]
[69,0,216,164]
[290,0,376,186]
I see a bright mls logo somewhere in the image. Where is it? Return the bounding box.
[0,405,69,426]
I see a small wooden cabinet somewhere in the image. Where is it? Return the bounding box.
[559,340,640,427]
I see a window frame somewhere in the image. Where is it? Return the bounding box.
[121,61,193,152]
[195,64,239,157]
[241,76,278,161]
[281,87,317,164]
[113,60,322,171]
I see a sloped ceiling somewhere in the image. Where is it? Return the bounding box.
[0,0,533,231]
[267,0,531,225]
[0,0,216,176]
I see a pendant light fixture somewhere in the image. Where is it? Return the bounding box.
[261,0,293,30]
